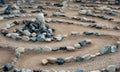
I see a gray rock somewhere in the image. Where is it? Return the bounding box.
[51,18,57,23]
[23,30,31,36]
[11,33,21,40]
[22,36,30,41]
[47,57,57,64]
[14,52,21,58]
[82,54,91,61]
[100,45,111,55]
[75,69,84,72]
[21,68,32,72]
[76,56,83,62]
[65,56,74,62]
[80,17,87,22]
[33,47,42,53]
[42,46,52,52]
[35,12,46,29]
[37,34,45,42]
[30,37,37,42]
[79,40,87,47]
[13,68,21,72]
[111,45,117,53]
[3,63,14,71]
[106,65,117,72]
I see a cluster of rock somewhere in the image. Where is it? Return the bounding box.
[0,12,58,42]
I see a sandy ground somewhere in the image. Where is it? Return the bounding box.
[0,0,120,72]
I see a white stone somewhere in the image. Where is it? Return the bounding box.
[85,39,92,44]
[23,30,31,36]
[47,57,57,64]
[66,46,75,51]
[71,31,78,35]
[0,17,3,20]
[41,59,48,65]
[31,33,37,37]
[22,36,30,41]
[82,54,91,61]
[50,68,57,72]
[90,54,96,58]
[6,33,12,38]
[45,38,52,42]
[11,33,20,39]
[65,56,74,62]
[16,47,25,53]
[59,70,66,72]
[42,46,52,52]
[36,12,46,29]
[90,70,101,72]
[54,35,63,41]
[74,44,81,49]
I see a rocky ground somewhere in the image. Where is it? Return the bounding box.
[0,0,120,72]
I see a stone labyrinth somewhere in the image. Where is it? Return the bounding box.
[0,0,120,72]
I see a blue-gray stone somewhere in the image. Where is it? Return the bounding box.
[79,40,87,47]
[1,29,8,36]
[100,45,111,55]
[57,58,65,65]
[76,56,83,62]
[51,18,57,23]
[15,52,20,58]
[37,34,45,42]
[1,0,6,4]
[83,31,93,35]
[13,68,21,72]
[3,63,14,71]
[30,37,37,42]
[75,69,84,72]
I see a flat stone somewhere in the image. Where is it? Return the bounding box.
[83,31,94,35]
[6,33,11,38]
[90,70,101,72]
[22,68,32,72]
[33,47,42,53]
[0,17,3,20]
[74,44,81,49]
[59,70,66,72]
[22,36,30,41]
[107,65,117,72]
[47,57,57,64]
[100,45,111,55]
[54,35,63,41]
[16,47,25,53]
[42,46,52,52]
[66,46,75,51]
[80,17,87,22]
[45,38,52,42]
[71,31,78,35]
[13,68,21,72]
[50,68,57,72]
[65,56,74,62]
[82,54,91,61]
[41,59,48,65]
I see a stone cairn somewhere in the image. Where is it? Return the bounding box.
[1,11,55,42]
